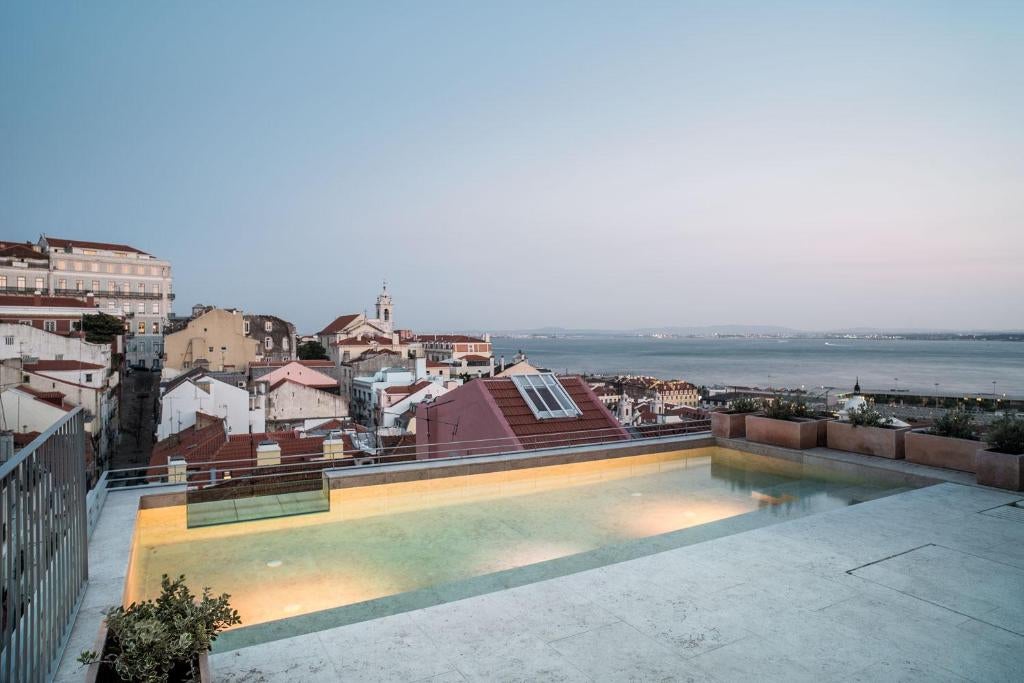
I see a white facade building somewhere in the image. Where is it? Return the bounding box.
[157,372,265,440]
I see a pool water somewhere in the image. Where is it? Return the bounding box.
[125,447,908,638]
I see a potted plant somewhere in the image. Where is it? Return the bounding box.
[976,414,1024,491]
[80,574,241,683]
[711,397,760,439]
[746,398,830,450]
[827,404,910,459]
[905,409,984,473]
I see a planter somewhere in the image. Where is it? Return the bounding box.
[976,448,1024,491]
[711,411,751,439]
[86,621,212,683]
[745,415,829,450]
[905,431,985,473]
[826,421,910,459]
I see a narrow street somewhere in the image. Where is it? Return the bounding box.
[110,368,160,484]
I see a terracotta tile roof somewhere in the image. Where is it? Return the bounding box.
[332,334,394,346]
[24,360,104,372]
[426,361,447,368]
[14,384,74,411]
[267,377,337,393]
[459,354,492,362]
[318,313,361,335]
[417,334,487,343]
[0,294,96,308]
[591,385,619,397]
[0,243,45,259]
[43,236,149,255]
[250,359,335,368]
[480,376,627,449]
[383,380,433,396]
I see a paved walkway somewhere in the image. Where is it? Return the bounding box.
[209,483,1024,682]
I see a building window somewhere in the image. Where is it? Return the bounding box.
[137,303,145,313]
[106,263,114,273]
[121,264,129,274]
[16,276,26,289]
[73,261,83,271]
[137,322,146,334]
[152,322,159,334]
[137,282,145,293]
[85,373,93,382]
[264,321,272,332]
[243,321,250,334]
[82,249,96,255]
[89,262,99,272]
[4,336,14,345]
[122,303,130,314]
[152,283,160,294]
[75,280,83,291]
[264,337,273,350]
[151,302,159,314]
[107,302,115,312]
[91,280,99,292]
[43,320,56,332]
[0,275,6,288]
[282,337,289,351]
[34,277,44,289]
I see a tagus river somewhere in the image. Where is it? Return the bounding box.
[491,337,1024,396]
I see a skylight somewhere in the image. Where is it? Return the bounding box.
[511,373,582,420]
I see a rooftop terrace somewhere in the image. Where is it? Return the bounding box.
[45,429,1024,682]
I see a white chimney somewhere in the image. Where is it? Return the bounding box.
[167,456,187,484]
[414,356,426,380]
[322,431,346,461]
[256,440,281,467]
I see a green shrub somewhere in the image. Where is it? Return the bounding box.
[730,398,761,413]
[986,414,1024,455]
[929,409,977,440]
[847,404,892,428]
[79,575,241,683]
[763,398,810,421]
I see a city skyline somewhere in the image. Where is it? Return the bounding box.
[3,2,1022,332]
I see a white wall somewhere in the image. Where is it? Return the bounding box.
[0,323,111,367]
[266,382,347,425]
[0,387,69,434]
[158,375,264,440]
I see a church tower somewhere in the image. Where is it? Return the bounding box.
[375,281,394,328]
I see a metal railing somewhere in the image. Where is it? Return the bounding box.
[104,418,712,491]
[0,409,89,683]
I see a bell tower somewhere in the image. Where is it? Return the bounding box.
[375,281,393,329]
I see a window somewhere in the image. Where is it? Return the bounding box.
[73,261,83,271]
[208,346,214,353]
[16,276,26,289]
[152,283,160,294]
[74,280,83,291]
[55,353,63,360]
[56,260,66,270]
[106,263,114,273]
[243,321,250,334]
[137,321,146,334]
[136,266,145,275]
[82,249,96,255]
[152,322,159,334]
[107,281,115,292]
[151,302,159,314]
[92,280,99,292]
[137,303,145,313]
[0,276,5,288]
[264,321,272,332]
[282,337,289,351]
[511,373,582,420]
[138,282,145,292]
[107,302,116,311]
[34,277,44,289]
[264,337,273,350]
[4,336,14,345]
[85,373,93,383]
[90,262,98,272]
[19,320,32,326]
[44,320,56,332]
[122,303,130,314]
[121,264,129,274]
[150,266,158,276]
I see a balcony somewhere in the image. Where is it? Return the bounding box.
[54,288,166,300]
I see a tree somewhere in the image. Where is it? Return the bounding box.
[78,312,126,345]
[298,340,329,360]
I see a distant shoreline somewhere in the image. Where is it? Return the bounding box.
[493,333,1024,342]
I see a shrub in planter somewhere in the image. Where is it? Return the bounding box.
[828,405,908,459]
[846,404,892,428]
[711,398,761,438]
[976,415,1024,490]
[79,574,241,683]
[906,409,982,473]
[747,398,827,450]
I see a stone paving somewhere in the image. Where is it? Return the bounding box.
[206,483,1024,682]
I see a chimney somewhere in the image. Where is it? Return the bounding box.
[256,440,281,467]
[167,455,187,484]
[500,356,505,372]
[33,292,41,306]
[86,292,95,307]
[322,431,346,461]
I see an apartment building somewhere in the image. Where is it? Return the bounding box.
[37,236,173,369]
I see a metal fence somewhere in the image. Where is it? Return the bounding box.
[0,409,89,683]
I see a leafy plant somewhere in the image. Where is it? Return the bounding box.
[847,403,893,428]
[986,414,1024,455]
[929,409,977,440]
[297,340,329,361]
[763,398,810,421]
[79,575,241,683]
[729,397,761,413]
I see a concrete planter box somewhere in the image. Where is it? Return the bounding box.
[711,411,753,439]
[976,448,1024,491]
[745,415,829,450]
[905,431,984,473]
[86,620,212,683]
[827,421,910,459]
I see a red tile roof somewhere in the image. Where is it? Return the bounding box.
[383,380,433,396]
[0,243,45,259]
[480,376,627,449]
[267,377,337,393]
[459,354,492,362]
[14,385,74,411]
[24,360,104,372]
[251,359,335,368]
[43,236,149,255]
[0,295,97,309]
[318,313,361,335]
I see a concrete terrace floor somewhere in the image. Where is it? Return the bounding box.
[205,482,1024,683]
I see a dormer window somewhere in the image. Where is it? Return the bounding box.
[511,373,582,420]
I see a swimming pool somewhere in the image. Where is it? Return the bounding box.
[125,446,910,645]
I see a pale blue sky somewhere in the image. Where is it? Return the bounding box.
[2,2,1022,332]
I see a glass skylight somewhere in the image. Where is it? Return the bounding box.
[511,373,582,420]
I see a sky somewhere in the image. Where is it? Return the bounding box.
[2,1,1022,333]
